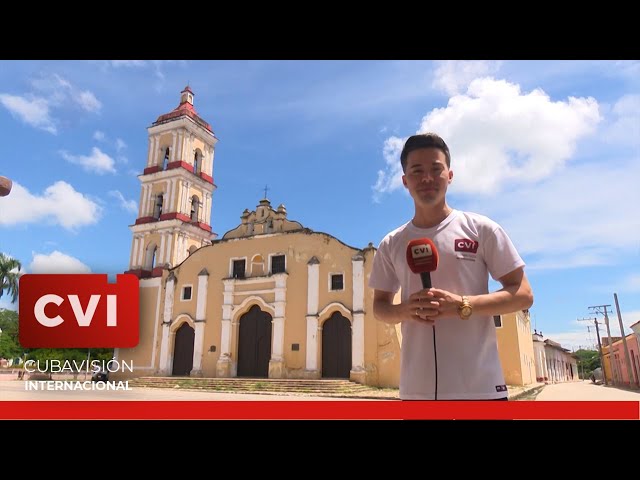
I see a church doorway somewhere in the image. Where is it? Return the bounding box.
[322,312,352,378]
[237,305,272,378]
[172,323,195,376]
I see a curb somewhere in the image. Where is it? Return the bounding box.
[509,384,546,400]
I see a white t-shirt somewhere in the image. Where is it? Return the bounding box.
[368,209,525,400]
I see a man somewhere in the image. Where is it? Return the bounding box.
[369,133,533,400]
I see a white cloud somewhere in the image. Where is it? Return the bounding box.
[1,74,100,133]
[535,307,640,353]
[77,90,102,113]
[109,60,147,68]
[603,94,640,147]
[108,190,138,214]
[543,330,598,352]
[60,147,116,175]
[432,61,503,96]
[0,94,56,134]
[613,60,640,78]
[31,73,101,112]
[93,130,106,141]
[100,60,186,92]
[618,275,640,293]
[373,77,601,198]
[0,181,102,230]
[28,251,91,274]
[472,157,640,269]
[372,136,406,202]
[115,138,127,152]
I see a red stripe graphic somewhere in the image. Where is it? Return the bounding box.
[1,401,637,420]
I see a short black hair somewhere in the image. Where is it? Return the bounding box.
[400,133,451,172]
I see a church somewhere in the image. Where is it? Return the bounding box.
[115,87,401,387]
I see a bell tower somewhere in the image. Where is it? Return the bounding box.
[127,86,218,278]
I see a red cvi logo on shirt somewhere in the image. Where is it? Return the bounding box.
[454,239,479,254]
[19,274,139,348]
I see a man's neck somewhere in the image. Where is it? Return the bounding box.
[412,203,453,229]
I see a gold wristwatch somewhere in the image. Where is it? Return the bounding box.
[458,295,472,320]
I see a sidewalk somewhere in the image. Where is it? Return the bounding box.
[507,382,546,400]
[331,382,546,400]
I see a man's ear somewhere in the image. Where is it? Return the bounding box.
[402,175,408,188]
[448,169,453,184]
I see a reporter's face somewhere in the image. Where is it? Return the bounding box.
[402,148,452,205]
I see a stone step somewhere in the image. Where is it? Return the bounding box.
[129,376,373,394]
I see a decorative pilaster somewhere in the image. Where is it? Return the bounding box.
[217,279,234,377]
[152,135,159,167]
[305,257,320,375]
[350,253,365,383]
[170,132,177,162]
[158,273,176,375]
[191,269,209,376]
[269,273,287,378]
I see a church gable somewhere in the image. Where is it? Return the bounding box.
[223,199,303,239]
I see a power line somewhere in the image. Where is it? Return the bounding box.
[578,316,607,385]
[588,305,617,385]
[613,293,638,388]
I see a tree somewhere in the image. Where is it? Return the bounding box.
[574,349,601,378]
[0,309,21,360]
[0,253,21,303]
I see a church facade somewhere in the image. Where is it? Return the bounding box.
[115,87,401,387]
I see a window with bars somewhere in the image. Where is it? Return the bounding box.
[330,274,344,291]
[232,259,246,279]
[182,286,192,300]
[271,254,285,274]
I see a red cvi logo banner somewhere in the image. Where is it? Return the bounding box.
[19,274,139,348]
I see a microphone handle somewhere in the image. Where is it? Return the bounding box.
[420,271,432,289]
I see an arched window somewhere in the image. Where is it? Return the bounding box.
[163,147,170,169]
[190,195,200,222]
[145,244,157,271]
[154,194,164,219]
[193,150,201,175]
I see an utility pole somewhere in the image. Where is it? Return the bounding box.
[578,317,607,385]
[589,305,617,385]
[614,293,637,388]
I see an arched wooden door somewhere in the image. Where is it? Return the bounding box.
[237,305,272,378]
[172,323,195,376]
[322,312,352,378]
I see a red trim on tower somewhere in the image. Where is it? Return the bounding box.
[167,160,193,172]
[191,222,212,232]
[135,216,156,225]
[151,267,165,277]
[199,172,213,184]
[159,212,192,222]
[143,166,161,175]
[124,269,152,279]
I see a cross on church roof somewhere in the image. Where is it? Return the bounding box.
[263,185,269,199]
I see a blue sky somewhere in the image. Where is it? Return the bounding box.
[0,60,638,351]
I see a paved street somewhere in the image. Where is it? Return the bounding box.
[535,380,640,401]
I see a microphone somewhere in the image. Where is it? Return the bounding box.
[0,176,11,197]
[406,238,439,289]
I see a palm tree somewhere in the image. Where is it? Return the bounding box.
[0,253,21,303]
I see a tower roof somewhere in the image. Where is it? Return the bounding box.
[153,87,213,133]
